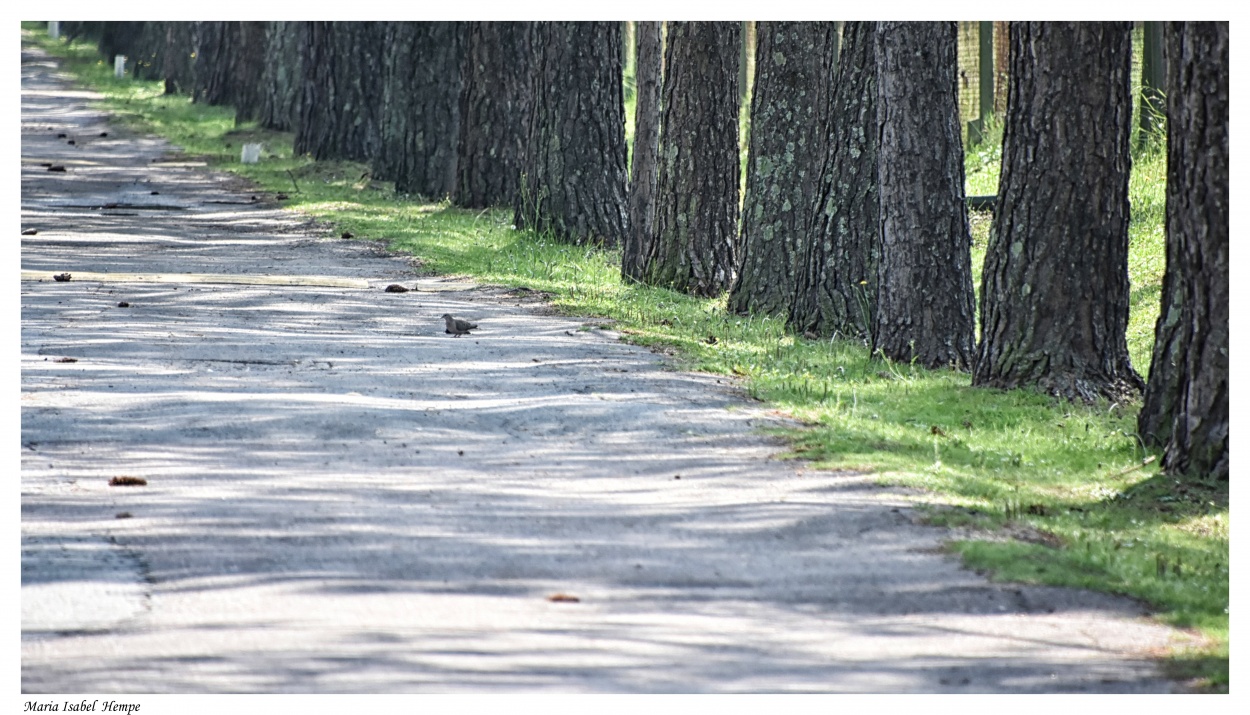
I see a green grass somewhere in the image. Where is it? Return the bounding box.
[27,24,1227,691]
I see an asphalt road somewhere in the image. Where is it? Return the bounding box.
[19,43,1192,693]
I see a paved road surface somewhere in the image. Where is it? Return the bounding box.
[20,44,1191,693]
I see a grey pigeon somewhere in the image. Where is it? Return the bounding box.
[442,313,477,337]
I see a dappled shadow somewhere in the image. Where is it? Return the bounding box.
[1102,471,1229,520]
[21,43,1183,694]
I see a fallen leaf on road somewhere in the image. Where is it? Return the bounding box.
[547,593,580,603]
[109,476,147,487]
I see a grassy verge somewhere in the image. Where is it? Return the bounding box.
[26,25,1227,691]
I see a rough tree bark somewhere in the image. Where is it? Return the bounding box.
[192,22,235,107]
[973,22,1141,400]
[97,21,145,65]
[258,22,306,132]
[58,22,99,46]
[622,21,663,282]
[514,22,628,247]
[294,22,387,163]
[161,22,196,95]
[1138,21,1166,146]
[129,22,167,82]
[642,21,740,297]
[1138,22,1228,479]
[790,21,879,340]
[127,22,190,91]
[230,21,268,124]
[728,22,839,318]
[374,22,465,198]
[453,22,532,209]
[873,22,976,369]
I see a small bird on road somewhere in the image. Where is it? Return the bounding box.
[442,313,477,337]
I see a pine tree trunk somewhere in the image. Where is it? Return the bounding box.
[790,21,879,340]
[258,22,306,132]
[642,21,740,297]
[162,22,196,95]
[192,21,235,107]
[98,22,145,65]
[1138,21,1166,145]
[294,22,387,163]
[514,22,628,247]
[1139,22,1228,479]
[973,22,1141,401]
[727,22,838,318]
[129,22,167,81]
[190,21,265,122]
[452,22,532,209]
[231,21,268,125]
[373,22,465,198]
[129,22,190,89]
[622,21,663,282]
[873,22,976,369]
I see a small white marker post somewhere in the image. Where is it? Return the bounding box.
[114,55,127,78]
[241,144,262,164]
[48,21,60,39]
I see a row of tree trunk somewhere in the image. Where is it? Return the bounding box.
[75,21,1226,481]
[629,21,1226,480]
[89,21,530,208]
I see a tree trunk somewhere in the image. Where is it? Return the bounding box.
[127,22,191,90]
[188,21,273,124]
[1138,21,1166,146]
[258,22,306,132]
[230,21,268,125]
[452,22,532,209]
[129,22,168,82]
[973,22,1141,401]
[1138,22,1228,479]
[294,22,387,163]
[642,21,740,297]
[622,21,663,282]
[514,22,628,247]
[192,22,235,107]
[97,21,145,65]
[162,22,196,95]
[728,22,838,318]
[59,22,99,46]
[790,21,879,340]
[374,22,465,198]
[873,22,976,369]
